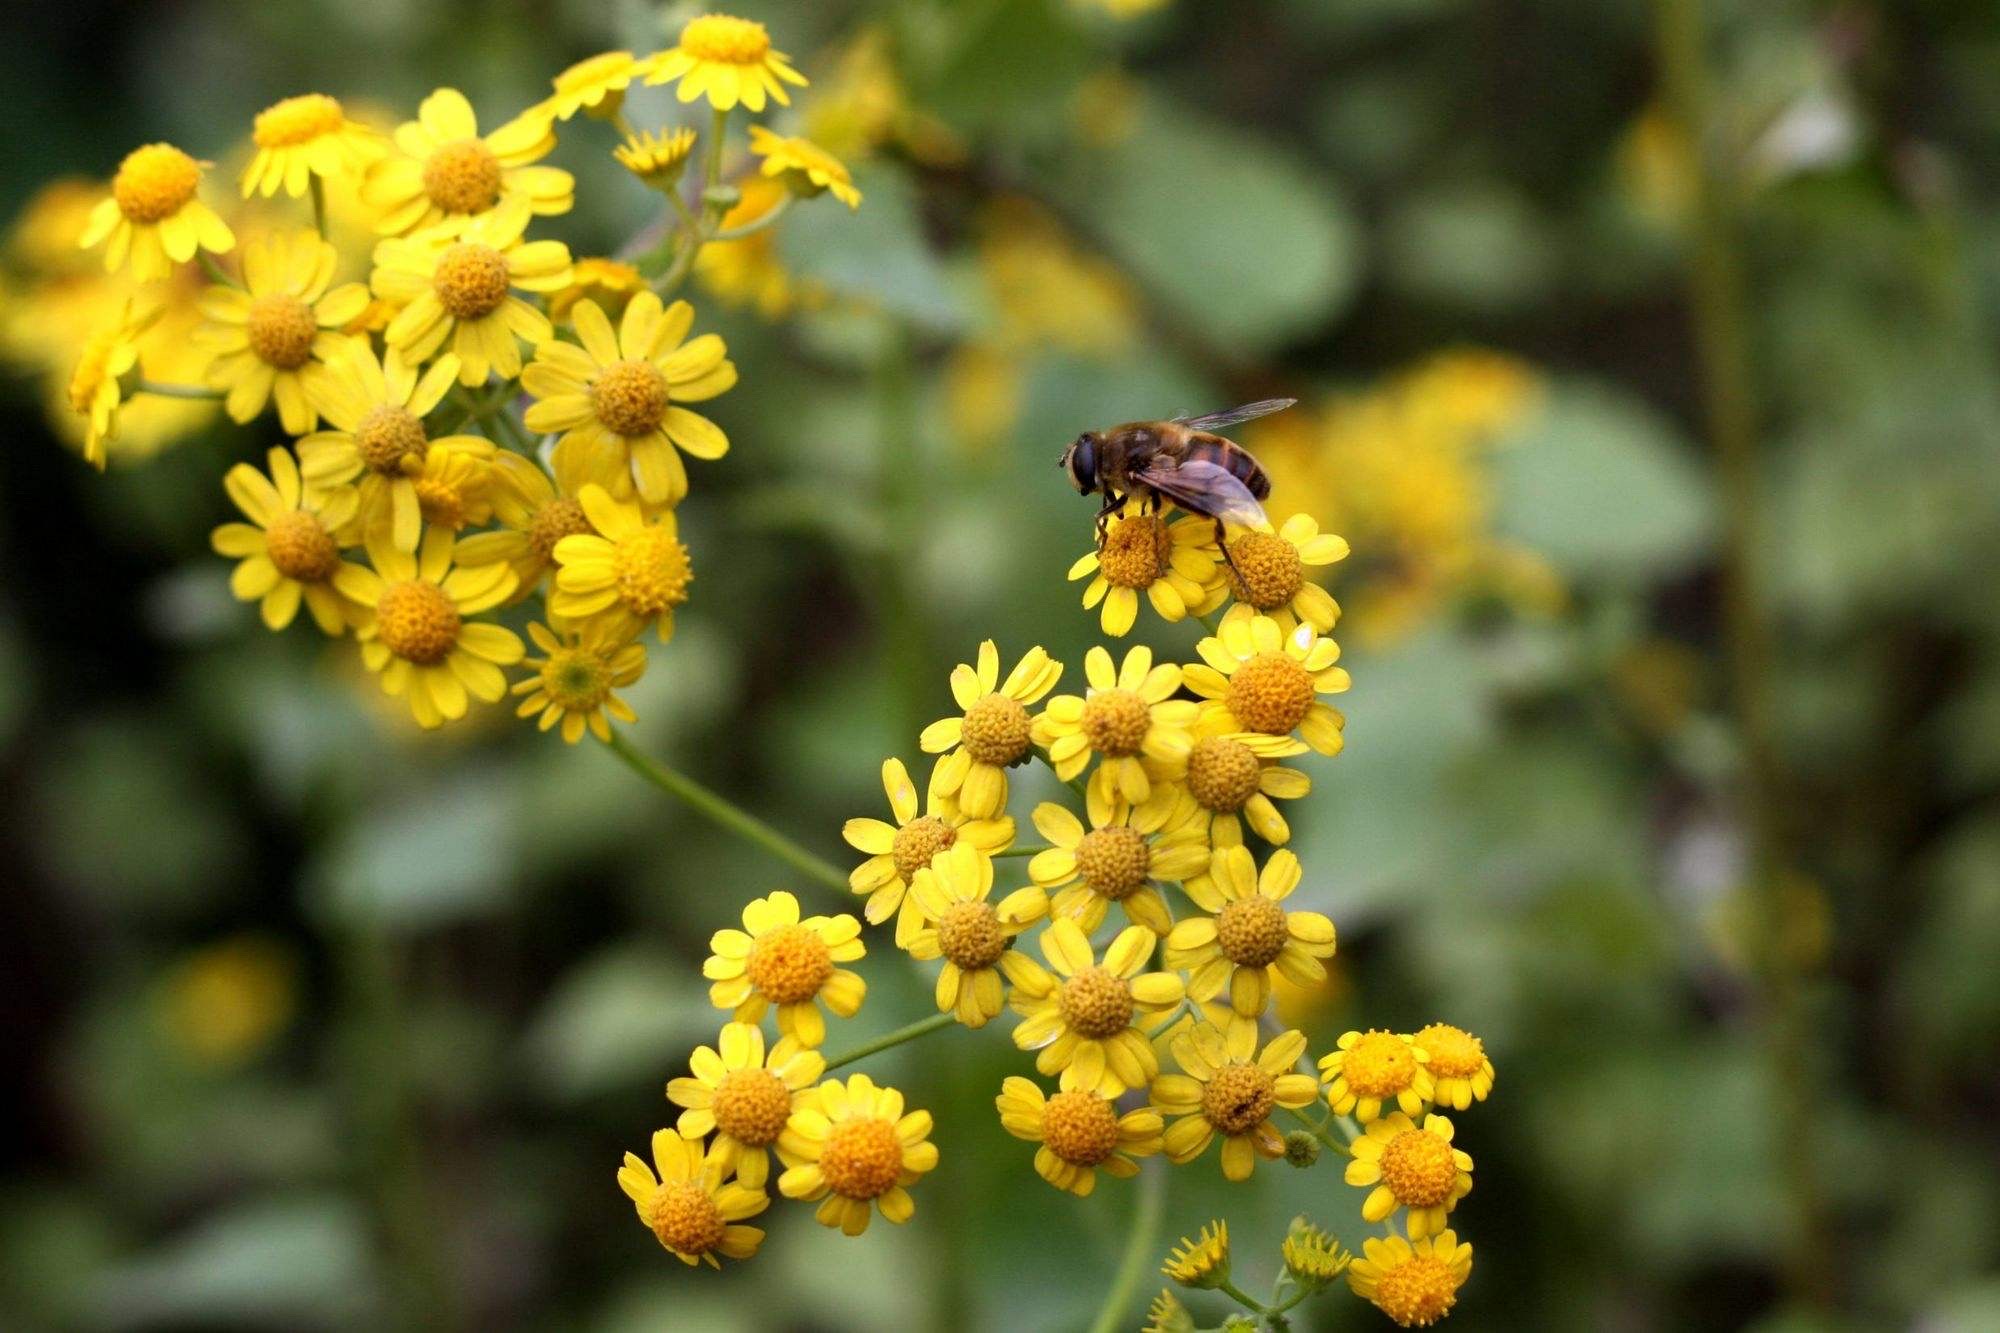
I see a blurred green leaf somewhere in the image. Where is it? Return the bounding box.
[522,947,715,1102]
[777,167,967,333]
[313,774,520,932]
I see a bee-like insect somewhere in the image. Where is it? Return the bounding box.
[1058,399,1295,559]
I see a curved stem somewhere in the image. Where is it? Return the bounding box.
[137,379,224,401]
[1084,1161,1166,1333]
[1283,1106,1351,1157]
[309,175,328,235]
[1218,1277,1269,1316]
[820,1010,955,1072]
[992,844,1051,858]
[604,732,850,897]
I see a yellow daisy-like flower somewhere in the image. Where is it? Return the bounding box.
[452,448,596,590]
[919,640,1063,820]
[776,1073,937,1235]
[1031,644,1197,809]
[523,292,735,508]
[614,129,699,190]
[1168,717,1311,848]
[1319,1029,1434,1123]
[372,199,573,387]
[748,126,861,209]
[548,257,646,325]
[549,484,694,642]
[1411,1022,1495,1110]
[1347,1230,1473,1328]
[1068,503,1223,636]
[1165,846,1336,1021]
[364,88,574,236]
[403,441,498,537]
[511,620,645,743]
[1145,1289,1194,1333]
[616,1130,766,1268]
[66,299,154,470]
[242,93,384,199]
[666,1022,825,1190]
[211,446,364,635]
[703,891,865,1048]
[1151,1022,1318,1181]
[645,13,809,113]
[1345,1112,1473,1240]
[696,176,818,318]
[994,1075,1162,1196]
[1027,796,1207,936]
[78,144,234,283]
[298,342,487,554]
[1281,1219,1353,1289]
[196,229,369,434]
[842,756,1015,942]
[903,841,1049,1029]
[1184,604,1350,757]
[1161,1219,1231,1288]
[335,526,525,729]
[1006,919,1183,1096]
[534,51,646,122]
[1221,512,1347,633]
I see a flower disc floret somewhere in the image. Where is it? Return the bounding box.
[819,1116,903,1200]
[1227,652,1316,734]
[355,404,428,473]
[245,294,320,370]
[1225,530,1305,610]
[262,510,341,582]
[612,526,692,616]
[527,497,590,560]
[1380,1127,1459,1207]
[433,242,512,319]
[374,580,462,664]
[1200,1061,1277,1136]
[113,144,201,222]
[254,94,346,147]
[1041,1090,1121,1166]
[891,816,957,882]
[1058,967,1135,1039]
[711,1068,792,1147]
[743,924,833,1005]
[647,1180,725,1256]
[1100,514,1173,588]
[935,901,1007,971]
[1214,895,1289,968]
[681,13,772,62]
[1081,688,1151,755]
[1186,736,1262,812]
[591,359,671,435]
[421,139,504,214]
[1074,826,1150,900]
[960,692,1032,766]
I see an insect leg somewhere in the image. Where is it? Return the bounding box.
[1214,518,1244,581]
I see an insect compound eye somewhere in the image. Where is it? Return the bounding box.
[1065,435,1096,492]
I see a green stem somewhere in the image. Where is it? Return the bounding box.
[309,175,328,235]
[651,106,734,297]
[992,844,1051,858]
[604,732,850,897]
[1218,1277,1269,1316]
[820,1010,956,1072]
[198,250,241,290]
[1284,1106,1351,1157]
[1084,1162,1166,1333]
[137,379,224,401]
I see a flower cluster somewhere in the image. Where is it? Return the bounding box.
[49,14,862,746]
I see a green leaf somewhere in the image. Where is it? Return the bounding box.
[776,167,967,333]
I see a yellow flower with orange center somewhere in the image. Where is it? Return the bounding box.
[65,299,155,469]
[1164,845,1336,1021]
[842,756,1015,944]
[78,144,234,283]
[1166,715,1312,848]
[1005,919,1183,1096]
[242,93,384,198]
[902,841,1049,1030]
[644,13,808,112]
[995,1075,1162,1197]
[1345,1112,1474,1240]
[211,446,364,635]
[776,1073,936,1235]
[547,257,646,325]
[748,126,861,208]
[1026,796,1207,936]
[196,229,370,434]
[1150,1022,1319,1181]
[1221,512,1347,633]
[1348,1231,1473,1328]
[1183,604,1349,757]
[919,640,1063,819]
[1318,1029,1434,1123]
[666,1022,824,1190]
[702,891,865,1048]
[453,448,597,591]
[510,620,646,744]
[1031,644,1196,809]
[616,1130,766,1267]
[1068,503,1223,636]
[549,484,694,643]
[364,88,574,236]
[1412,1022,1495,1110]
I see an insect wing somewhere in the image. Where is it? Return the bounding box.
[1173,398,1298,433]
[1133,457,1268,527]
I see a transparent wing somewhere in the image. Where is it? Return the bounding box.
[1173,398,1298,433]
[1132,457,1268,528]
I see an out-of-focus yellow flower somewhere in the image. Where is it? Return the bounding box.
[66,298,153,468]
[547,257,646,325]
[1184,605,1348,757]
[645,13,808,113]
[804,27,963,165]
[1345,1112,1473,1240]
[1410,1022,1495,1111]
[157,936,297,1068]
[919,641,1063,820]
[364,89,573,236]
[196,228,369,433]
[511,619,645,743]
[995,1075,1162,1196]
[1151,1023,1318,1181]
[777,1073,936,1235]
[667,1022,824,1190]
[212,446,365,634]
[702,890,865,1048]
[617,1130,767,1267]
[613,128,698,190]
[903,841,1049,1029]
[696,176,821,318]
[1347,1229,1473,1327]
[1618,104,1696,228]
[1161,1219,1231,1288]
[535,51,646,123]
[1070,69,1143,147]
[1005,919,1182,1095]
[549,485,694,643]
[1318,1030,1433,1123]
[1165,846,1335,1023]
[78,144,234,283]
[842,756,1014,943]
[1032,644,1196,809]
[243,93,384,198]
[748,126,861,208]
[1068,503,1224,637]
[1144,1287,1196,1333]
[1026,795,1207,937]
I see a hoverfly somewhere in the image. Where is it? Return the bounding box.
[1058,398,1296,564]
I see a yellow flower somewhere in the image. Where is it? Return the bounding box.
[994,1075,1162,1196]
[904,841,1049,1029]
[645,13,808,113]
[212,446,364,635]
[523,292,736,509]
[1144,1288,1195,1333]
[336,526,524,729]
[1220,512,1347,632]
[297,342,487,554]
[1346,1229,1473,1328]
[1411,1022,1495,1110]
[703,891,865,1048]
[403,441,499,538]
[549,484,694,642]
[511,620,645,743]
[1165,846,1336,1021]
[242,93,384,198]
[453,448,597,590]
[617,1130,766,1267]
[614,129,698,189]
[1005,919,1183,1095]
[919,640,1062,819]
[1161,1219,1230,1288]
[371,199,572,386]
[66,299,154,469]
[1027,796,1207,936]
[842,756,1014,942]
[777,1073,936,1235]
[548,257,646,325]
[1151,1023,1318,1181]
[1345,1112,1473,1240]
[1068,504,1223,636]
[666,1022,825,1189]
[534,51,646,122]
[1319,1029,1434,1123]
[1281,1219,1352,1289]
[78,144,234,283]
[1031,644,1197,809]
[748,126,861,208]
[364,89,574,236]
[696,177,819,318]
[1168,719,1311,848]
[196,229,370,434]
[156,935,296,1069]
[1183,604,1349,757]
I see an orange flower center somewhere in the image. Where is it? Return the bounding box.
[1371,1254,1460,1327]
[645,1179,724,1257]
[1414,1024,1486,1080]
[960,693,1032,767]
[1098,515,1172,589]
[711,1067,792,1147]
[935,900,1007,971]
[1041,1090,1122,1166]
[374,580,461,665]
[253,94,347,148]
[819,1116,901,1200]
[1073,827,1150,900]
[1058,966,1134,1039]
[592,359,671,435]
[890,815,956,882]
[527,497,591,562]
[1380,1129,1458,1207]
[1341,1032,1419,1099]
[422,139,504,215]
[1080,688,1150,756]
[743,923,831,1005]
[1215,896,1289,968]
[1200,1061,1275,1136]
[263,509,340,583]
[1225,531,1304,610]
[1226,652,1315,735]
[1185,736,1261,813]
[611,527,693,617]
[433,242,512,319]
[679,14,773,64]
[414,473,470,529]
[354,405,427,473]
[245,294,319,370]
[112,144,201,223]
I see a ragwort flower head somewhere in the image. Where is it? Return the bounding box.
[1031,644,1196,810]
[1027,794,1207,936]
[1168,716,1312,848]
[843,756,1014,943]
[645,13,809,113]
[614,128,699,190]
[1069,502,1223,636]
[777,1073,937,1235]
[365,88,574,236]
[1345,1112,1473,1240]
[1220,512,1347,632]
[995,1075,1162,1196]
[920,640,1063,819]
[197,228,370,434]
[1165,846,1336,1022]
[243,93,384,198]
[703,890,865,1048]
[666,1021,824,1190]
[1151,1022,1318,1181]
[511,620,645,744]
[1347,1230,1473,1328]
[212,446,364,635]
[903,840,1048,1029]
[454,448,597,591]
[1184,604,1349,757]
[749,126,862,209]
[1413,1022,1495,1110]
[549,484,694,643]
[66,299,156,469]
[1161,1219,1230,1289]
[1006,919,1182,1096]
[617,1130,766,1267]
[79,143,234,283]
[1319,1029,1433,1123]
[533,51,645,123]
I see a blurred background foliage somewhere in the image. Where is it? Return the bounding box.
[3,0,1999,1329]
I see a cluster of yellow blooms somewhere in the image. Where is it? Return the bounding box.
[49,14,860,739]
